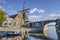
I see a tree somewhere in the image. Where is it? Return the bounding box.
[0,8,6,23]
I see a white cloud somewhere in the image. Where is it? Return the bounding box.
[49,14,56,16]
[0,0,6,4]
[49,14,60,17]
[0,6,2,8]
[30,8,37,13]
[38,9,45,13]
[30,8,45,13]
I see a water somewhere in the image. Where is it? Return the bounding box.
[48,25,58,40]
[27,36,42,40]
[27,26,58,40]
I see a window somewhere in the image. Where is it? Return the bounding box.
[4,23,7,25]
[14,22,16,26]
[8,20,12,25]
[20,23,22,26]
[9,23,12,25]
[30,23,32,27]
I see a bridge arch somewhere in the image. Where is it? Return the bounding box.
[43,22,58,40]
[43,22,56,37]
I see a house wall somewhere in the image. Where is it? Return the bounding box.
[2,14,24,28]
[13,15,24,27]
[2,18,13,27]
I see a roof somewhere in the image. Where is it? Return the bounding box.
[10,14,18,18]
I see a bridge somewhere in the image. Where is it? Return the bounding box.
[27,19,60,39]
[28,19,60,33]
[0,17,60,39]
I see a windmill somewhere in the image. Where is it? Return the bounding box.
[22,1,30,22]
[17,1,30,25]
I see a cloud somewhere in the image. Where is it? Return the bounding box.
[30,8,45,13]
[38,9,45,13]
[30,8,37,13]
[0,6,2,8]
[49,14,60,17]
[0,0,6,4]
[49,14,56,16]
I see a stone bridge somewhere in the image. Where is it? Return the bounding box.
[28,19,60,33]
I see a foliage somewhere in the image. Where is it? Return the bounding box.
[0,8,6,23]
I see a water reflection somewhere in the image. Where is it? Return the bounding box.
[44,22,58,40]
[48,25,58,40]
[27,36,41,40]
[27,22,59,40]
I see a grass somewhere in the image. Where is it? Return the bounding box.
[29,33,44,37]
[29,33,44,39]
[57,30,60,32]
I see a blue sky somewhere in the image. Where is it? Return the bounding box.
[0,0,60,21]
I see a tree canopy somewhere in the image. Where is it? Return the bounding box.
[0,8,6,23]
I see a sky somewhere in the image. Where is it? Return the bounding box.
[0,0,60,21]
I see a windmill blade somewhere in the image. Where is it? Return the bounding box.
[22,8,30,11]
[24,8,30,10]
[21,8,30,13]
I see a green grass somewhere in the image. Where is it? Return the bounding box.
[58,30,60,32]
[29,33,44,37]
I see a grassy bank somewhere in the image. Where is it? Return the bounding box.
[29,33,44,37]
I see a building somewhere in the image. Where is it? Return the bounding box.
[10,14,24,27]
[0,8,28,27]
[2,13,25,28]
[2,10,28,28]
[0,8,28,40]
[18,10,28,24]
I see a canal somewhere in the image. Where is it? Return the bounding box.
[27,36,42,40]
[27,22,58,40]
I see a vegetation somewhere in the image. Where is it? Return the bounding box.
[29,33,44,37]
[0,8,6,23]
